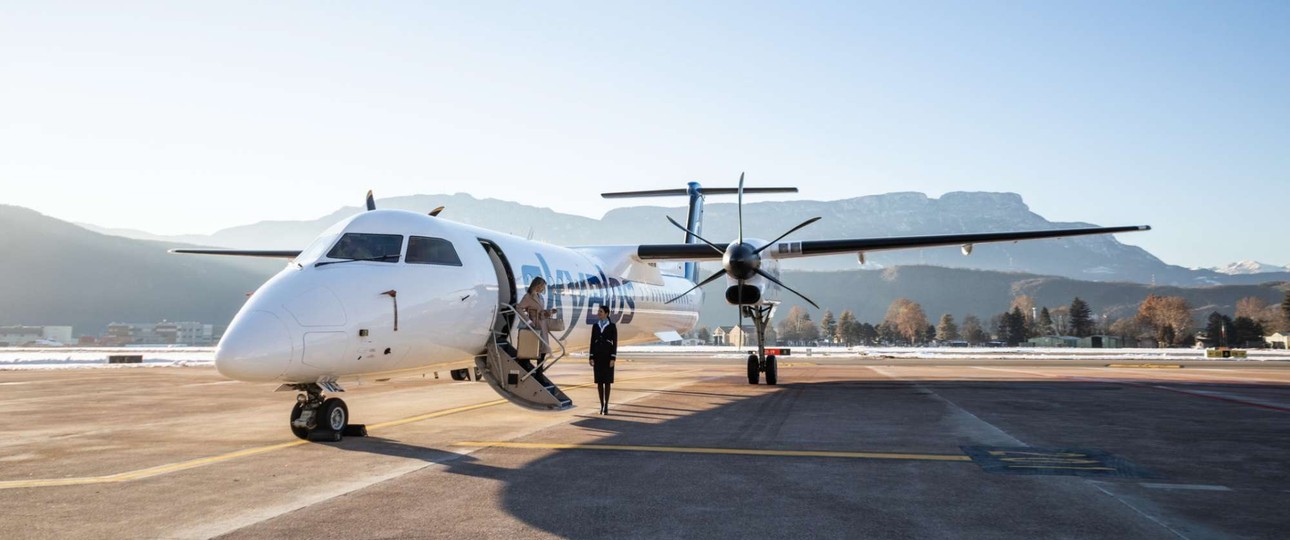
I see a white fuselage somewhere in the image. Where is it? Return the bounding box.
[214,210,703,384]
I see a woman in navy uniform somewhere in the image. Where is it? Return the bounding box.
[589,305,617,415]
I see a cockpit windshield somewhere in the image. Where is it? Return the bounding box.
[324,233,403,263]
[295,233,339,264]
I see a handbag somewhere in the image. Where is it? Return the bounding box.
[546,315,565,332]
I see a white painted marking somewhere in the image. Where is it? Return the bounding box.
[1140,483,1231,492]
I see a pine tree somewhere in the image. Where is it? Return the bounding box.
[1070,297,1095,337]
[1232,316,1265,348]
[836,310,858,346]
[1203,312,1232,347]
[820,310,837,345]
[1006,307,1028,346]
[800,311,818,343]
[856,322,877,346]
[1038,307,1054,336]
[1282,290,1290,332]
[935,314,959,342]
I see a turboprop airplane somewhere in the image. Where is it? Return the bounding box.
[174,176,1149,441]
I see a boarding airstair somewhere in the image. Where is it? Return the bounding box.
[474,303,573,411]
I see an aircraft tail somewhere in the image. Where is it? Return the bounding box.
[602,182,796,284]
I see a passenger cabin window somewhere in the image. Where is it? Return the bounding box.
[406,236,462,266]
[325,233,403,262]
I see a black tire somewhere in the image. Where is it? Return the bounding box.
[289,402,309,440]
[747,354,760,385]
[316,398,349,441]
[765,355,778,385]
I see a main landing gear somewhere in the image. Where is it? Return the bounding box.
[287,383,367,442]
[743,302,778,386]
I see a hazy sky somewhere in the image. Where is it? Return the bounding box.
[2,1,1286,269]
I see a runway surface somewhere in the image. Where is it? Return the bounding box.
[3,356,1289,539]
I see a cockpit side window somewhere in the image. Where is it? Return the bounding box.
[406,236,462,266]
[326,233,403,262]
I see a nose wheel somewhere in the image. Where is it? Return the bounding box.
[287,384,365,442]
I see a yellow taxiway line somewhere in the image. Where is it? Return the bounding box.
[1106,364,1183,369]
[0,440,311,490]
[453,441,972,462]
[0,375,673,490]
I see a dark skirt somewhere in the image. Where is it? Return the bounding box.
[592,356,615,384]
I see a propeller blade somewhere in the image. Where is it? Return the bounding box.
[665,216,725,255]
[755,268,819,309]
[754,216,822,255]
[665,269,727,304]
[366,190,376,211]
[429,206,444,217]
[737,172,745,244]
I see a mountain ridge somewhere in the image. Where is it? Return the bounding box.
[74,191,1283,287]
[5,204,1285,338]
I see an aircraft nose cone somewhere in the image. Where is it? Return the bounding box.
[215,310,294,382]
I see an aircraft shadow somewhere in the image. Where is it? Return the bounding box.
[483,376,1290,539]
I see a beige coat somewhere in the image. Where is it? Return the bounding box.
[516,291,551,354]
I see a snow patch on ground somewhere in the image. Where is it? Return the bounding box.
[4,345,1288,371]
[620,345,1290,362]
[0,347,215,370]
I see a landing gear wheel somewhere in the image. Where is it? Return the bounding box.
[289,402,309,440]
[322,397,349,431]
[747,354,760,385]
[765,355,778,385]
[312,398,348,442]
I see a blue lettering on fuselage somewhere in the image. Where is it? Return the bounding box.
[520,253,638,337]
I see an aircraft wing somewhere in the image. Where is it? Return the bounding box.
[170,249,302,259]
[634,225,1150,261]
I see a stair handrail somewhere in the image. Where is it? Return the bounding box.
[497,302,567,381]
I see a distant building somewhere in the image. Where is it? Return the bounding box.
[1267,332,1290,350]
[1026,335,1123,348]
[103,321,216,346]
[712,325,759,347]
[1028,336,1079,348]
[0,325,74,346]
[1079,335,1123,349]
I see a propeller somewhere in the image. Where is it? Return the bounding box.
[366,190,376,211]
[664,173,822,315]
[665,216,724,255]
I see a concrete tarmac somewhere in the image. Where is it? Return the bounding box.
[2,357,1289,539]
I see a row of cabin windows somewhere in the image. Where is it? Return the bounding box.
[325,233,462,266]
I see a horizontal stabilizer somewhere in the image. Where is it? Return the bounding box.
[171,249,302,259]
[602,187,797,199]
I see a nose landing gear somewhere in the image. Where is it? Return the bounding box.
[286,383,366,442]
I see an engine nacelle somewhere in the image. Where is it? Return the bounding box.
[725,284,762,305]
